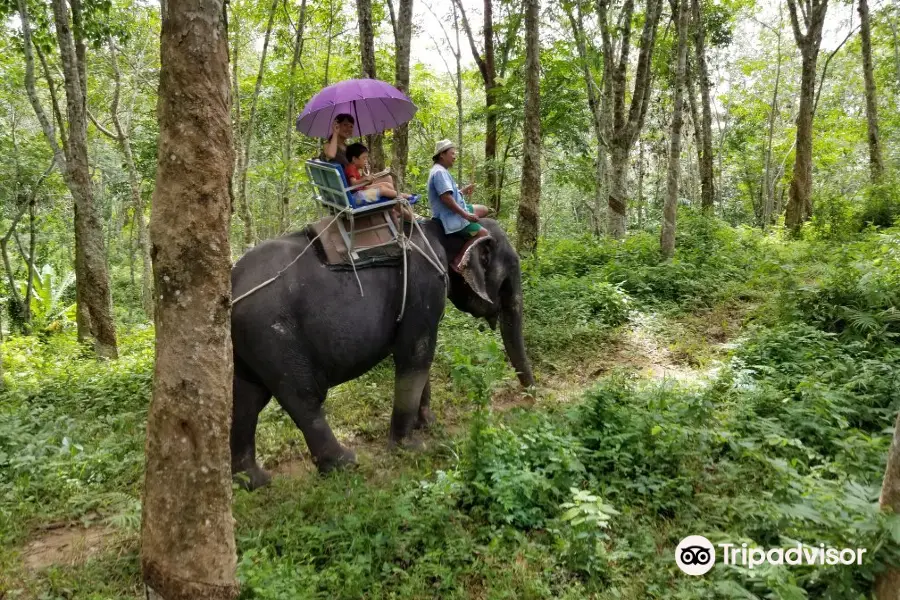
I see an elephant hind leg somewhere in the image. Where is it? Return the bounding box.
[231,366,273,490]
[273,382,357,474]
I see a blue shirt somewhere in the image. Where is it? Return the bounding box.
[427,164,468,234]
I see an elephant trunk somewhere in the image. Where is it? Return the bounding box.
[499,277,534,388]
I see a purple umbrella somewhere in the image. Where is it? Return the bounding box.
[296,79,417,138]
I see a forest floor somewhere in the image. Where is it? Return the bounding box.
[7,299,749,592]
[3,220,898,599]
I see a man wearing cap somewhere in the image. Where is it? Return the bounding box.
[427,139,490,272]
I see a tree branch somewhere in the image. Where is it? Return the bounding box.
[452,0,489,82]
[17,0,66,170]
[785,0,806,45]
[386,0,398,41]
[813,23,858,115]
[88,109,118,140]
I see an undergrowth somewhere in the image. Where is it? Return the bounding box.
[3,221,900,599]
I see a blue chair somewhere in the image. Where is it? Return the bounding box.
[305,159,399,212]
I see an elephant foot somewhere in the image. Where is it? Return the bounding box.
[314,446,358,474]
[388,434,426,453]
[233,463,272,491]
[414,406,436,430]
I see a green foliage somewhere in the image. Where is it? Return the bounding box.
[17,264,77,333]
[0,329,152,550]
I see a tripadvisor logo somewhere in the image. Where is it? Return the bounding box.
[675,536,868,575]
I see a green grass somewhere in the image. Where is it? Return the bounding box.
[3,221,900,599]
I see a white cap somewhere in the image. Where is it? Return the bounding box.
[433,139,456,159]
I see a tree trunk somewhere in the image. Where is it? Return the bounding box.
[566,0,608,236]
[391,0,413,190]
[661,0,689,258]
[356,0,385,171]
[636,140,645,229]
[104,40,154,319]
[598,0,663,238]
[785,0,828,232]
[455,0,499,212]
[51,0,118,358]
[141,0,238,595]
[608,142,629,238]
[280,0,307,234]
[516,0,541,253]
[876,408,900,599]
[763,5,784,228]
[785,52,818,230]
[858,0,884,182]
[236,0,278,250]
[690,0,715,212]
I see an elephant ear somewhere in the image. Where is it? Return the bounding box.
[457,236,493,305]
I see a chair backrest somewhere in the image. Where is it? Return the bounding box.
[306,159,353,209]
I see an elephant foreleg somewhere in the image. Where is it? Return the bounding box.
[415,379,435,430]
[390,369,430,448]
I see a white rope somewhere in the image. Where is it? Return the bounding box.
[232,207,349,305]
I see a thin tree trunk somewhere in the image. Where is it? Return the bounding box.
[390,0,413,190]
[598,0,663,238]
[785,0,828,232]
[516,0,541,253]
[324,0,335,87]
[24,197,37,328]
[876,408,900,599]
[51,0,118,357]
[566,0,608,236]
[661,0,689,258]
[281,0,307,234]
[889,14,900,88]
[1,204,29,322]
[237,0,278,250]
[763,4,784,228]
[356,0,385,170]
[141,0,238,595]
[101,39,154,319]
[455,0,499,212]
[690,0,715,212]
[858,0,884,181]
[637,139,645,229]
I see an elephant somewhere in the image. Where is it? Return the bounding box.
[230,217,534,489]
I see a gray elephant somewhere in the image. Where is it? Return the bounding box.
[230,218,533,489]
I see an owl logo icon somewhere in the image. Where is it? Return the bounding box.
[675,535,716,575]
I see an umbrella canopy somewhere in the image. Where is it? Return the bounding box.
[297,79,417,138]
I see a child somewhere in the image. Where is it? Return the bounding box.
[344,143,407,202]
[345,143,417,223]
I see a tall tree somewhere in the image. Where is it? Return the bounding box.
[876,409,900,599]
[564,0,609,236]
[690,0,715,212]
[387,0,413,189]
[598,0,664,238]
[784,0,828,231]
[761,3,785,228]
[516,0,541,253]
[661,0,689,258]
[356,0,385,170]
[90,39,154,318]
[425,1,465,180]
[140,0,238,596]
[280,0,308,234]
[858,0,884,181]
[17,0,119,357]
[235,0,279,250]
[454,0,499,213]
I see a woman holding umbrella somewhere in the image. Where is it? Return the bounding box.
[299,79,417,190]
